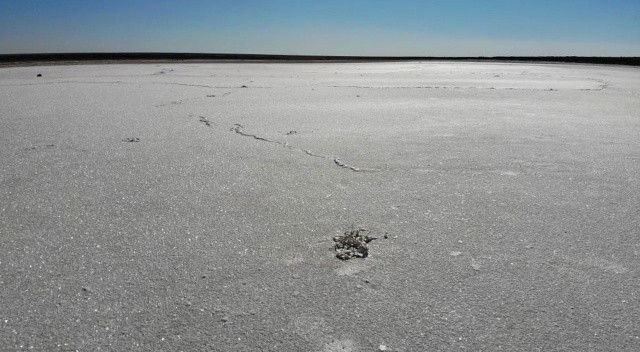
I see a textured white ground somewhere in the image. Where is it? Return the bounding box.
[1,62,639,351]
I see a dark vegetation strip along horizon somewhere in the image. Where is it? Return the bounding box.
[1,53,639,66]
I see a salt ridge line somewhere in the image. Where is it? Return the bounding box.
[329,84,608,91]
[0,79,610,91]
[227,122,366,172]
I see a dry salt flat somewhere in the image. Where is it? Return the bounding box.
[1,61,639,351]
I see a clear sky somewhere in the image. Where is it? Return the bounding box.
[1,0,639,56]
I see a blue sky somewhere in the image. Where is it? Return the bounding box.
[1,0,639,55]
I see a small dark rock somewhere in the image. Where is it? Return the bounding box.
[122,137,140,143]
[286,130,297,135]
[199,116,212,127]
[36,74,42,77]
[240,85,248,88]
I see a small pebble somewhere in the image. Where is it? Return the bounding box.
[379,345,388,351]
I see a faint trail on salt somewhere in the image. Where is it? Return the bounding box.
[329,85,604,91]
[155,97,199,107]
[563,256,629,274]
[162,82,219,88]
[3,81,604,92]
[0,81,272,89]
[580,78,609,91]
[0,80,125,87]
[161,83,273,89]
[226,122,366,172]
[330,85,465,90]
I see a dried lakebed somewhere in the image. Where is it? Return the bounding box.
[1,62,639,351]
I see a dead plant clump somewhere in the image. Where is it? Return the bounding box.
[333,228,377,260]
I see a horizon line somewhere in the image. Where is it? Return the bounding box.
[1,52,639,66]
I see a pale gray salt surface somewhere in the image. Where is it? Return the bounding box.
[1,62,639,351]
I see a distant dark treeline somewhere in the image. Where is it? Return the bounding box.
[1,53,639,66]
